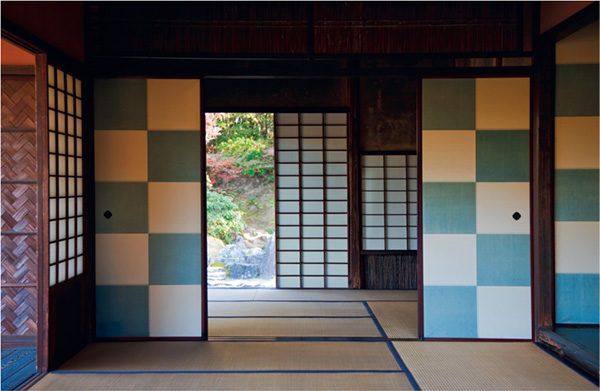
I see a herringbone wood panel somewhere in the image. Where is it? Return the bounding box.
[1,184,37,232]
[1,236,37,284]
[1,79,35,129]
[1,287,37,336]
[1,131,37,181]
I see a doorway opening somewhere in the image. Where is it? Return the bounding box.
[205,113,276,288]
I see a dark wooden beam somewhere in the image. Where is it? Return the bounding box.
[347,78,361,289]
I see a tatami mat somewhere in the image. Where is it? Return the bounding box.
[209,317,382,337]
[57,342,400,372]
[393,341,597,390]
[31,372,414,390]
[208,289,258,301]
[368,301,418,339]
[252,289,417,302]
[209,301,369,317]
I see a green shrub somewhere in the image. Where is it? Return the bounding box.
[216,137,273,177]
[206,190,245,244]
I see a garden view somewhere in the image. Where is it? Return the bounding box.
[205,113,276,287]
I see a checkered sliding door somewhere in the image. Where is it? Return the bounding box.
[94,79,203,338]
[421,77,532,339]
[554,21,599,325]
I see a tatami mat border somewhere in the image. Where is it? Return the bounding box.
[52,369,405,374]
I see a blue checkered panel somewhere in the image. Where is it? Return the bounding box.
[422,77,532,339]
[554,21,600,325]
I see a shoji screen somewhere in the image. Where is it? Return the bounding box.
[275,113,349,288]
[48,65,85,286]
[361,154,418,251]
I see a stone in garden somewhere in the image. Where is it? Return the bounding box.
[245,247,266,265]
[235,235,246,250]
[259,234,275,279]
[226,263,259,279]
[217,244,245,264]
[207,236,225,258]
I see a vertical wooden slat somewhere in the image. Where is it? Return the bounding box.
[416,77,424,340]
[35,52,49,372]
[531,30,556,339]
[200,79,208,340]
[347,79,361,288]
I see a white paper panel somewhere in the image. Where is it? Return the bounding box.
[302,164,323,175]
[302,251,324,263]
[302,176,323,187]
[324,113,347,124]
[302,189,323,200]
[278,177,299,188]
[385,155,406,166]
[326,239,348,250]
[326,151,346,163]
[302,214,324,225]
[325,138,346,150]
[301,151,322,162]
[364,239,385,250]
[326,189,347,200]
[387,215,408,226]
[303,239,324,250]
[301,125,323,137]
[327,214,347,225]
[326,276,348,288]
[303,264,324,275]
[303,226,324,237]
[276,113,299,124]
[326,176,346,188]
[326,264,348,275]
[326,201,347,213]
[386,191,407,202]
[278,189,300,200]
[325,126,346,138]
[278,226,300,238]
[278,251,300,262]
[278,202,300,213]
[387,203,407,215]
[278,213,299,225]
[326,164,347,175]
[278,239,300,250]
[302,138,323,150]
[278,164,299,175]
[387,239,408,250]
[364,227,385,238]
[363,215,385,226]
[277,125,299,137]
[300,113,322,124]
[363,191,384,203]
[277,138,299,150]
[363,155,384,166]
[302,276,324,288]
[303,201,324,213]
[327,251,348,263]
[326,226,347,237]
[278,264,300,275]
[363,167,384,179]
[278,276,300,288]
[278,151,299,163]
